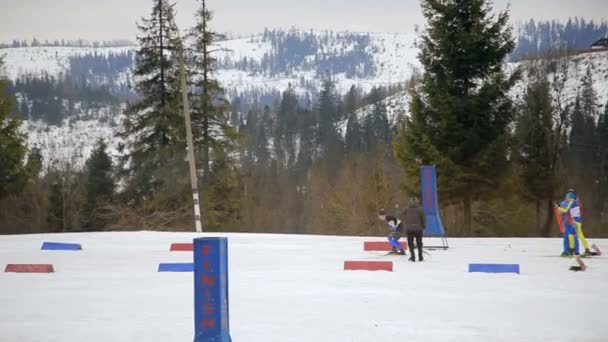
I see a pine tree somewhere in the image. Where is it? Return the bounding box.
[205,146,241,231]
[256,106,272,167]
[345,110,365,153]
[295,109,316,181]
[84,139,114,230]
[189,0,239,230]
[118,0,182,199]
[597,101,608,214]
[366,87,391,150]
[276,85,299,167]
[316,73,343,175]
[579,67,600,207]
[47,176,64,232]
[26,145,43,179]
[344,86,365,153]
[344,85,360,116]
[393,0,516,233]
[189,0,236,179]
[516,75,559,235]
[568,71,598,210]
[0,56,30,198]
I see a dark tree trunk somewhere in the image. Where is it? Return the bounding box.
[464,196,472,236]
[540,200,554,237]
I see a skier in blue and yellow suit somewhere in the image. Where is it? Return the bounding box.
[557,189,591,256]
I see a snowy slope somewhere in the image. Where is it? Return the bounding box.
[2,32,421,169]
[23,117,123,170]
[349,49,608,134]
[3,39,608,170]
[215,32,420,96]
[1,46,134,80]
[0,232,607,341]
[511,50,608,107]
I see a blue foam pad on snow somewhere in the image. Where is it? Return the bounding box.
[41,242,82,250]
[469,263,520,274]
[158,263,194,272]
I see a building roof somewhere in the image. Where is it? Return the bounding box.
[592,38,608,47]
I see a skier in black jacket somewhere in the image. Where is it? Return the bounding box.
[377,209,406,255]
[403,198,426,262]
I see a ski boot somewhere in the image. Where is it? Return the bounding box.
[397,249,405,255]
[409,254,416,262]
[583,249,593,257]
[389,247,398,255]
[419,251,424,262]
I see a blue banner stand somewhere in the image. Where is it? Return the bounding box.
[420,165,449,249]
[193,237,232,342]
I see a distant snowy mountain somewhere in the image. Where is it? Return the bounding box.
[1,30,421,170]
[215,31,420,97]
[344,49,608,138]
[2,46,134,81]
[2,31,608,171]
[1,30,421,99]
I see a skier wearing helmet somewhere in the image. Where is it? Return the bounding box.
[377,209,406,255]
[556,189,591,256]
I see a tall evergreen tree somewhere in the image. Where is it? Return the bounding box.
[189,0,236,179]
[190,0,239,230]
[276,85,299,167]
[574,67,601,215]
[84,139,114,230]
[568,72,597,210]
[516,75,559,235]
[316,73,343,175]
[344,85,360,116]
[118,0,182,199]
[394,0,516,233]
[597,101,608,214]
[205,146,241,231]
[344,86,366,153]
[255,106,272,167]
[26,145,43,179]
[295,108,316,182]
[365,87,391,150]
[0,56,30,198]
[345,111,366,153]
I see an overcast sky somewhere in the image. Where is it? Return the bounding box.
[1,0,607,42]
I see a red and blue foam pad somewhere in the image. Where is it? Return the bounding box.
[5,264,54,273]
[468,263,520,274]
[364,241,407,251]
[41,242,82,250]
[170,243,193,251]
[158,263,194,272]
[344,261,393,272]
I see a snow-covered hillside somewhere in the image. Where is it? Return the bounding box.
[2,36,608,170]
[350,49,608,133]
[1,31,420,97]
[215,32,420,96]
[2,31,421,169]
[1,46,134,81]
[1,232,607,341]
[23,117,122,170]
[511,50,608,106]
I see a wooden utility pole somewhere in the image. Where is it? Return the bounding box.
[178,42,203,233]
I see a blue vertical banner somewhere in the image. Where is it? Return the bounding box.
[420,165,446,236]
[193,237,231,342]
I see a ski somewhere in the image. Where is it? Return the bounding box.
[542,255,605,259]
